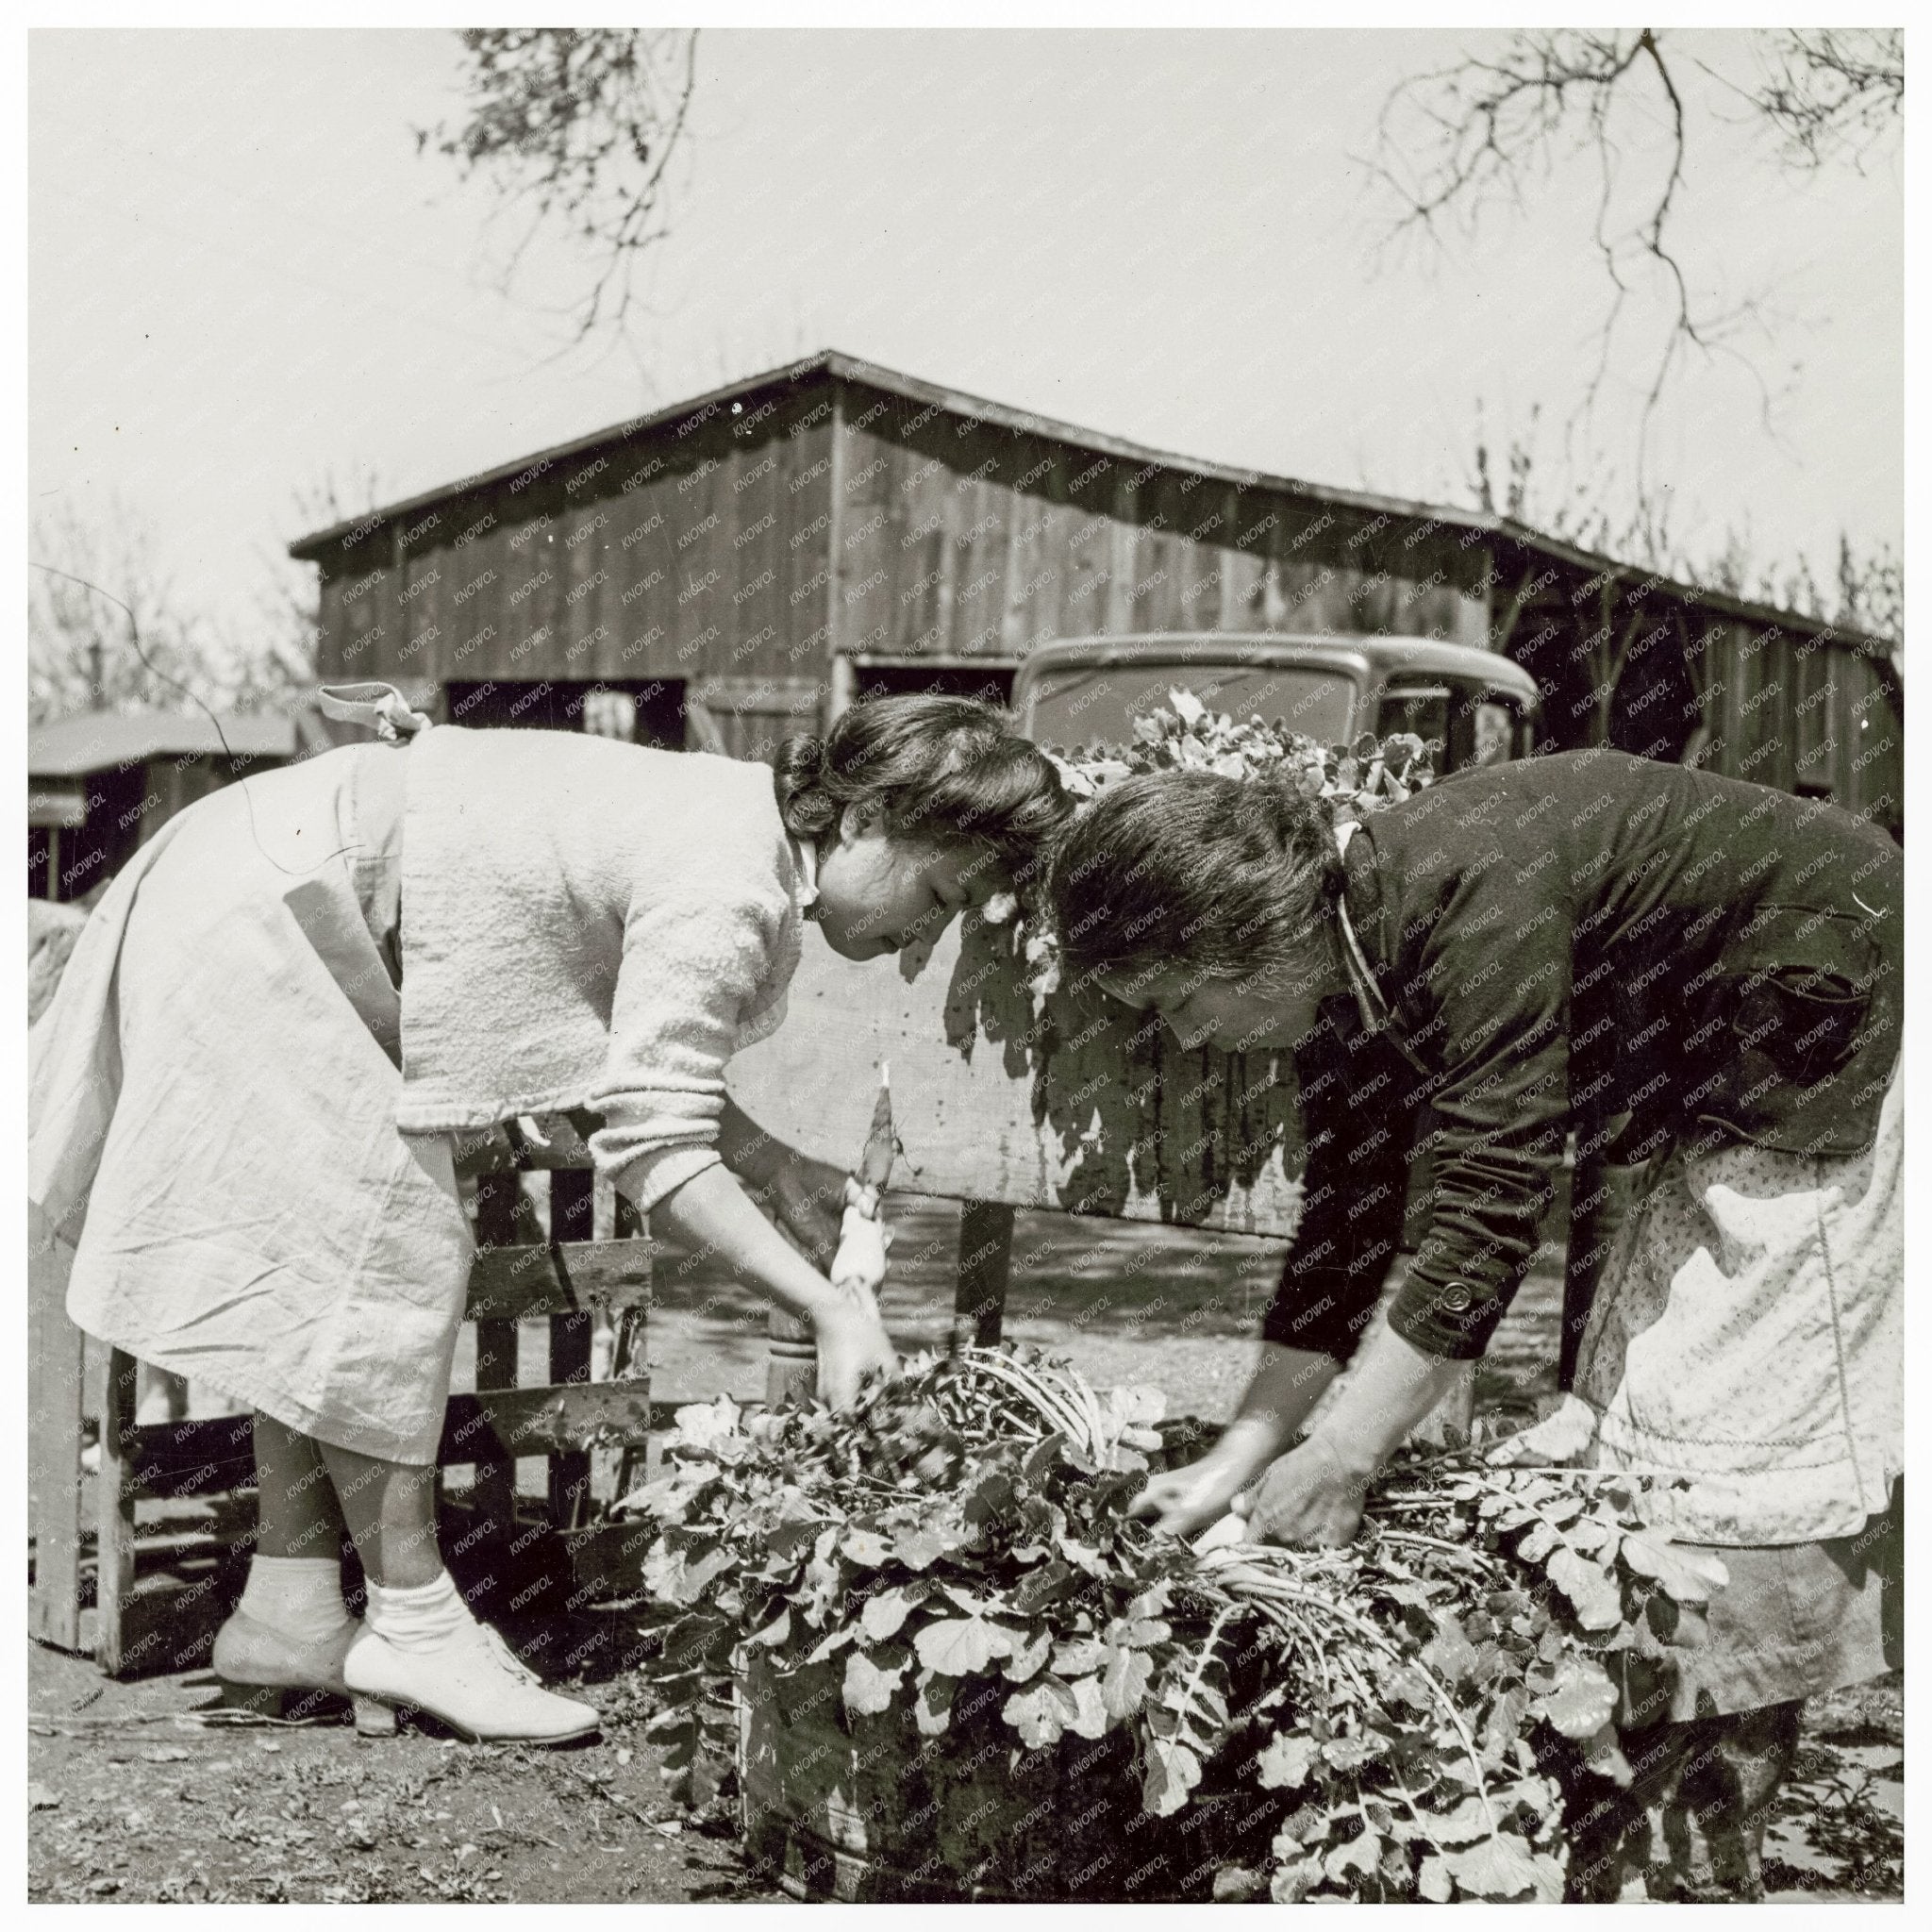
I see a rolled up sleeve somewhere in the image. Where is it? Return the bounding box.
[1387,865,1572,1360]
[588,883,788,1213]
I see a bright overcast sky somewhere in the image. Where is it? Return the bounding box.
[30,26,1903,644]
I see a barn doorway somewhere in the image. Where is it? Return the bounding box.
[832,655,1018,718]
[444,679,687,748]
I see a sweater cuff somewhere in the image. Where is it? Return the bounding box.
[1385,1267,1507,1361]
[607,1142,724,1214]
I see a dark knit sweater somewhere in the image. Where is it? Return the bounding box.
[1263,749,1902,1363]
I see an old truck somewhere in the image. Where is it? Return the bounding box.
[1010,631,1543,774]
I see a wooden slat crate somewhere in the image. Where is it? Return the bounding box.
[29,1126,1014,1677]
[31,1138,668,1675]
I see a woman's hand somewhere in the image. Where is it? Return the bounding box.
[811,1285,900,1409]
[1238,1435,1374,1548]
[1126,1456,1254,1539]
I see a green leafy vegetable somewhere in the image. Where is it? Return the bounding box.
[622,1345,1712,1902]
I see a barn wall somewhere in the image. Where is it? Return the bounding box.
[825,387,1494,663]
[314,384,839,705]
[301,369,1899,829]
[1679,617,1902,827]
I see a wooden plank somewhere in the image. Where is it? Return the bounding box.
[123,1416,257,1498]
[1105,467,1138,632]
[610,1196,652,1502]
[440,1381,657,1460]
[952,470,1009,659]
[727,921,1309,1238]
[27,1208,88,1650]
[952,1201,1014,1351]
[125,1395,691,1496]
[94,1350,141,1674]
[548,1172,595,1530]
[823,381,848,659]
[1058,499,1113,641]
[469,1174,521,1591]
[463,1238,658,1319]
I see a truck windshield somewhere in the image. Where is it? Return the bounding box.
[1023,661,1357,754]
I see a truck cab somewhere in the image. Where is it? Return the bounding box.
[1011,633,1541,776]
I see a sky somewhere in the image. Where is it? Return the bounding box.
[29,27,1904,650]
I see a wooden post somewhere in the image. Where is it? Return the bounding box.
[766,1307,817,1407]
[470,1172,522,1610]
[951,1200,1014,1353]
[611,1194,651,1502]
[1561,1147,1635,1391]
[547,1169,595,1530]
[94,1349,141,1674]
[27,1207,87,1650]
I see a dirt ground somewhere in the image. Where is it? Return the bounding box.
[27,1195,1903,1903]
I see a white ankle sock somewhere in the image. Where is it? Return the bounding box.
[364,1571,473,1653]
[239,1555,352,1644]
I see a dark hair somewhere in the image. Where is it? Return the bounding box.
[773,693,1072,886]
[1049,769,1341,984]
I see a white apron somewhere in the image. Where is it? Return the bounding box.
[28,737,473,1466]
[1573,1054,1903,1547]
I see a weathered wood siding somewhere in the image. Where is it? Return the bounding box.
[1681,618,1901,825]
[315,385,838,701]
[1493,567,1901,828]
[827,392,1493,664]
[301,362,1900,831]
[728,914,1314,1240]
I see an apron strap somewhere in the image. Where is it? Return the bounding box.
[317,682,434,742]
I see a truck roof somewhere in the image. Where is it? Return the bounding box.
[1011,632,1541,705]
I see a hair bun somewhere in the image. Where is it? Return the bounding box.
[771,733,839,841]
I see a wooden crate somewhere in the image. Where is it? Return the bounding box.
[29,1117,1012,1676]
[30,1130,667,1675]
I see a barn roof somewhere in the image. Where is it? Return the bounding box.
[289,349,1895,660]
[28,709,296,777]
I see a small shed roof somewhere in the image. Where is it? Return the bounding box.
[290,349,1895,661]
[27,709,295,778]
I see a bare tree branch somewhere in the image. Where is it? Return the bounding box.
[1364,27,1901,476]
[1749,29,1904,168]
[418,28,700,346]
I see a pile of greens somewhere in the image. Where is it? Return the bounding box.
[624,1346,1724,1903]
[1013,691,1436,994]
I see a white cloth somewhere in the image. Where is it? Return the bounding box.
[392,724,812,1210]
[1573,1054,1903,1545]
[30,743,473,1464]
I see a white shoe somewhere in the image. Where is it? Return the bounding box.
[211,1608,360,1719]
[342,1620,601,1744]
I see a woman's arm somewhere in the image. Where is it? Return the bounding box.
[715,1096,788,1191]
[1258,1003,1428,1362]
[716,1096,846,1265]
[645,1162,896,1405]
[1129,1006,1424,1537]
[1239,1316,1465,1545]
[1241,855,1577,1543]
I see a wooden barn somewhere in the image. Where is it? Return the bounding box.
[289,350,1903,827]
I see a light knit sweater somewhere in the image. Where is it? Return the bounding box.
[393,725,811,1210]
